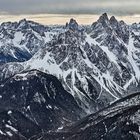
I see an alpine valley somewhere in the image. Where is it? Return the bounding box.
[0,13,140,140]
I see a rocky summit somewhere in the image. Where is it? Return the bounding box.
[1,13,140,139]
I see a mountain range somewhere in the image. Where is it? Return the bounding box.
[0,13,140,139]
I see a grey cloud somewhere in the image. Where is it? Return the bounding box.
[0,0,140,15]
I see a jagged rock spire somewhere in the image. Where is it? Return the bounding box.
[66,18,79,31]
[98,13,109,23]
[110,16,118,25]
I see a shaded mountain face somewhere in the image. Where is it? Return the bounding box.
[32,92,140,140]
[0,70,84,139]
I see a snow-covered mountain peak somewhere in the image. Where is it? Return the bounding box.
[17,18,34,30]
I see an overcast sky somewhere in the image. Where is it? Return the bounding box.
[0,0,140,15]
[0,0,139,24]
